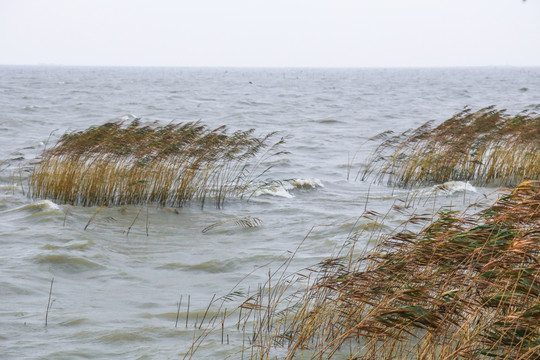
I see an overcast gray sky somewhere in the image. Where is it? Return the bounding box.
[1,0,539,68]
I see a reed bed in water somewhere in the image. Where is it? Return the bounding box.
[240,180,538,359]
[362,107,540,187]
[187,181,539,358]
[30,120,284,208]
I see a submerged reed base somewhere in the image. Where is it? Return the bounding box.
[30,120,283,208]
[247,180,538,359]
[362,107,540,187]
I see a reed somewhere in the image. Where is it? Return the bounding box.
[251,180,539,359]
[362,107,540,187]
[45,277,55,327]
[188,181,538,359]
[30,120,284,208]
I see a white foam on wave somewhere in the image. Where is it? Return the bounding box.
[253,184,295,198]
[119,113,138,121]
[1,199,62,215]
[432,181,477,195]
[34,200,61,211]
[249,178,324,198]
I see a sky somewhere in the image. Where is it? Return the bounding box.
[0,0,539,68]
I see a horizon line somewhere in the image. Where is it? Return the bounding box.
[1,63,539,70]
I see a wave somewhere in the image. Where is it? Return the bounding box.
[248,178,324,198]
[159,259,239,273]
[431,181,477,195]
[29,199,61,211]
[34,254,105,272]
[118,113,139,121]
[0,199,61,215]
[97,330,153,343]
[311,118,342,124]
[42,240,94,251]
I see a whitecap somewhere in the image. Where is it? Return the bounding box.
[432,181,477,195]
[289,178,324,189]
[249,178,323,198]
[253,184,295,198]
[118,113,138,121]
[2,199,62,214]
[33,199,61,210]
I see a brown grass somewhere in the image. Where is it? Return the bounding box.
[361,107,540,187]
[188,181,539,359]
[29,120,284,208]
[261,180,540,359]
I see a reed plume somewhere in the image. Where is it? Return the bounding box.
[362,107,540,187]
[30,120,284,208]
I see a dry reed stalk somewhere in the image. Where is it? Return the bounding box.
[45,277,54,327]
[362,107,540,187]
[260,180,539,359]
[182,232,315,360]
[181,180,537,358]
[30,120,284,208]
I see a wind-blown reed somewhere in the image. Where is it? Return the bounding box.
[362,107,540,187]
[30,120,284,208]
[259,180,539,359]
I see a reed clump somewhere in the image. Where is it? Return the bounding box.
[30,120,284,208]
[264,180,539,359]
[362,107,540,187]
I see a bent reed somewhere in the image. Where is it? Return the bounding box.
[30,120,284,208]
[362,107,540,187]
[251,181,540,359]
[189,181,539,359]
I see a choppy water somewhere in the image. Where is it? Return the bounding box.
[1,66,539,359]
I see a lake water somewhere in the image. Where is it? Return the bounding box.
[1,66,539,359]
